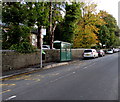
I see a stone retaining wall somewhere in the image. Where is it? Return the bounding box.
[2,49,84,71]
[71,49,84,59]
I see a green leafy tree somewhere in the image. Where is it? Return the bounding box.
[2,2,50,50]
[48,2,65,49]
[61,2,82,43]
[97,11,119,48]
[26,2,63,49]
[18,2,49,49]
[2,2,27,25]
[2,25,30,49]
[115,25,120,37]
[2,2,31,50]
[54,22,64,41]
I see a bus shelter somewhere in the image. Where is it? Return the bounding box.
[54,41,72,62]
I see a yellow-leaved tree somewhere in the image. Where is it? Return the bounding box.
[73,2,105,48]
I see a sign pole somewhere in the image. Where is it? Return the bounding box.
[40,26,46,68]
[40,26,43,68]
[40,33,42,68]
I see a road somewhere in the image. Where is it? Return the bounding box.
[1,53,119,100]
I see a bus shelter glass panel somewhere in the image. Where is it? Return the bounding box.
[54,41,72,62]
[66,43,72,61]
[61,43,67,61]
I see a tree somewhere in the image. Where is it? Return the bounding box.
[25,2,49,49]
[2,2,31,49]
[48,2,65,49]
[115,25,120,37]
[26,2,64,49]
[97,11,119,48]
[61,2,82,43]
[2,2,27,25]
[54,22,64,41]
[73,3,105,48]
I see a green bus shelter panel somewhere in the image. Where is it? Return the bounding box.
[66,51,72,60]
[54,41,72,62]
[60,48,72,61]
[60,51,67,61]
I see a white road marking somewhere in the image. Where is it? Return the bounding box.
[83,63,96,69]
[5,95,16,100]
[50,72,75,83]
[50,76,65,82]
[83,67,87,69]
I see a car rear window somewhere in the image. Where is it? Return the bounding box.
[43,46,48,48]
[84,50,92,52]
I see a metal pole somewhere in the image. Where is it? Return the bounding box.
[40,26,43,68]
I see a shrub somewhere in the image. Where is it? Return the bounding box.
[10,42,37,53]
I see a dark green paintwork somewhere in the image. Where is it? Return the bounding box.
[54,41,72,62]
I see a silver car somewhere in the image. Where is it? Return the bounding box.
[106,49,113,54]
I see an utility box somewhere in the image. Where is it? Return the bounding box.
[54,41,72,62]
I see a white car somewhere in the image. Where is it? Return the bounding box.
[113,48,119,53]
[42,45,50,49]
[97,50,105,57]
[106,49,113,54]
[42,45,55,49]
[83,49,98,59]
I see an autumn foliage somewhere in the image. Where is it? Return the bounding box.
[73,3,106,48]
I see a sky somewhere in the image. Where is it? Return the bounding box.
[66,0,120,26]
[91,0,120,25]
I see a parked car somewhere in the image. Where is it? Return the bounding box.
[42,45,55,49]
[106,49,113,54]
[83,49,98,59]
[113,48,119,53]
[97,50,105,57]
[42,45,50,49]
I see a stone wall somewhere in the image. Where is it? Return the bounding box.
[44,49,60,62]
[2,49,84,71]
[2,51,40,71]
[71,49,84,59]
[2,50,60,71]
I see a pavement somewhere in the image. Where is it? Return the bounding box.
[1,59,81,80]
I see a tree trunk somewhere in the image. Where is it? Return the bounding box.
[37,26,41,49]
[49,1,53,49]
[50,33,54,49]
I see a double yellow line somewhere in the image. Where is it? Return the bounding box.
[0,89,11,95]
[0,84,16,86]
[1,68,44,81]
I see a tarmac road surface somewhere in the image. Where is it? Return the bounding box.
[1,53,119,100]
